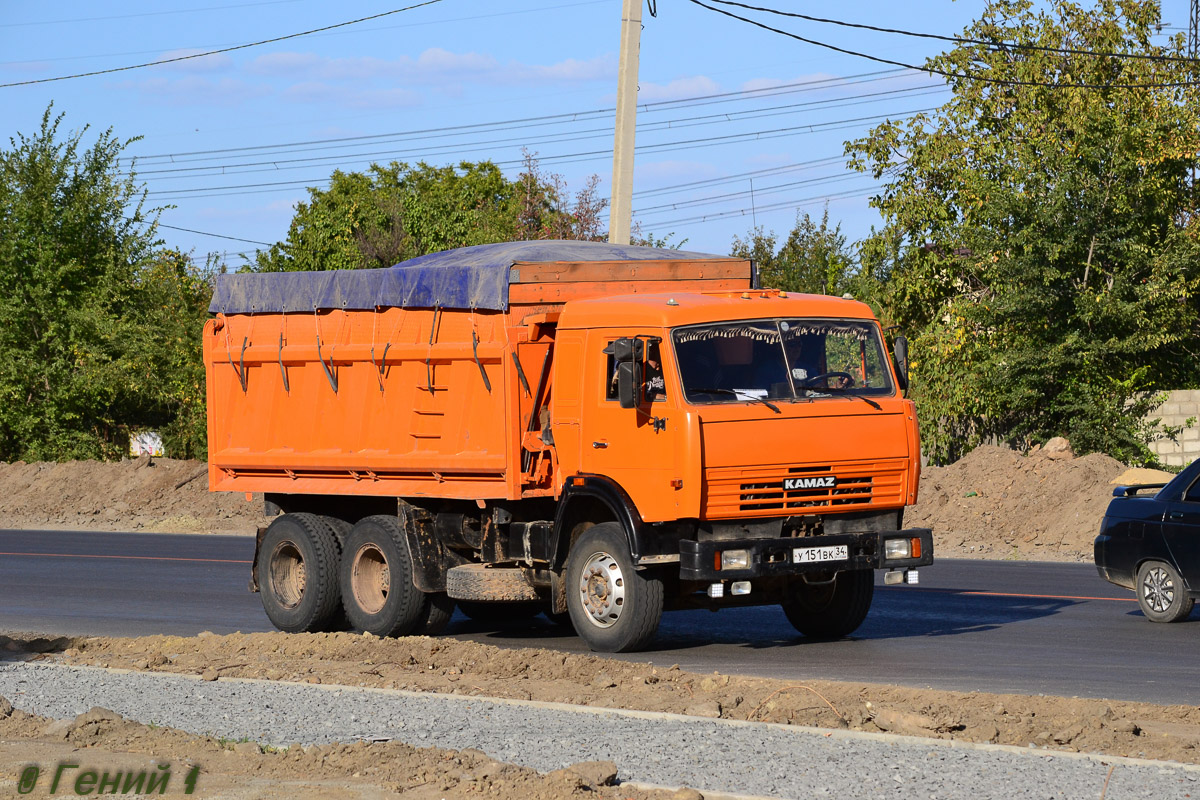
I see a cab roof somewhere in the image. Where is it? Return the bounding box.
[556,289,878,330]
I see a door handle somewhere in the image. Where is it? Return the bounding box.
[592,441,608,449]
[1168,511,1185,521]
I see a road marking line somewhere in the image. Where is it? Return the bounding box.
[892,586,1135,603]
[963,590,1136,602]
[0,551,251,564]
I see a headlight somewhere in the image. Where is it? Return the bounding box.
[885,538,912,559]
[719,549,750,570]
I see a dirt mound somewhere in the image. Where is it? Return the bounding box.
[0,457,267,534]
[10,630,1194,766]
[909,445,1134,561]
[0,444,1168,562]
[0,693,690,800]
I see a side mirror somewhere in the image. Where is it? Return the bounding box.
[893,335,909,392]
[617,361,643,409]
[608,337,644,363]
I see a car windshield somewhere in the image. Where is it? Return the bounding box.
[673,318,894,404]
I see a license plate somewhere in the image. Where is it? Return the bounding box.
[793,545,849,564]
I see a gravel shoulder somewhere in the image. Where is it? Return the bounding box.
[2,660,1199,800]
[3,631,1200,769]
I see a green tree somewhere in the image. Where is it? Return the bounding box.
[126,250,217,460]
[256,154,605,272]
[846,0,1200,465]
[731,207,857,296]
[0,107,164,460]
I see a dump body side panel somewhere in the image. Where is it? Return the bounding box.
[205,306,514,500]
[205,257,755,503]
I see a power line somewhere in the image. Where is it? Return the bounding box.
[142,108,936,199]
[632,155,845,198]
[1,1,608,67]
[156,223,273,246]
[643,184,881,228]
[128,83,944,179]
[0,0,445,88]
[632,172,863,215]
[708,0,1200,65]
[686,0,1200,90]
[2,0,305,28]
[129,68,914,165]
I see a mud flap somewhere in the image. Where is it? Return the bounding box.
[549,569,568,614]
[248,525,268,593]
[399,504,465,592]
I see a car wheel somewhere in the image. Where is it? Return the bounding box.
[1137,561,1195,623]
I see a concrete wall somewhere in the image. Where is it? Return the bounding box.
[1149,389,1200,467]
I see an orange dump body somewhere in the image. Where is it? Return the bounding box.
[204,256,752,502]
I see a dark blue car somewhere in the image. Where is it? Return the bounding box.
[1095,460,1200,622]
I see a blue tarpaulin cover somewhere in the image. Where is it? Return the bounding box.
[209,240,727,314]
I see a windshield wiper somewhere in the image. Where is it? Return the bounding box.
[819,386,883,410]
[687,387,782,414]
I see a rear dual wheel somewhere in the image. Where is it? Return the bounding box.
[339,515,453,637]
[258,513,343,633]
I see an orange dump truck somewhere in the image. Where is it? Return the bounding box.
[205,240,932,652]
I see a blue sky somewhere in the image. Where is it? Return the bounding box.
[0,1,1190,265]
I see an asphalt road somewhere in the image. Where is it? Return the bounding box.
[1,528,1197,705]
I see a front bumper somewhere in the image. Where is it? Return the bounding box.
[678,528,933,581]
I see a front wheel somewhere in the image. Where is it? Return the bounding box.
[566,522,663,653]
[1137,561,1195,623]
[782,570,874,639]
[339,515,445,637]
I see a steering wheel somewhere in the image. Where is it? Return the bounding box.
[800,371,854,388]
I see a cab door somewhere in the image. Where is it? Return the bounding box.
[579,330,681,522]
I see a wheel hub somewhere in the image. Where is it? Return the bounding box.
[268,540,306,610]
[1143,567,1175,613]
[351,544,390,615]
[578,551,625,628]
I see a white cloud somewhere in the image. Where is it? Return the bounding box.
[634,76,722,103]
[130,76,271,107]
[248,48,614,87]
[739,73,837,93]
[281,83,422,110]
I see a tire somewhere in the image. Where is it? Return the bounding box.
[320,516,353,631]
[412,592,455,636]
[1137,561,1195,623]
[446,564,541,602]
[566,522,663,653]
[457,600,544,624]
[339,515,432,637]
[782,570,874,639]
[257,513,343,633]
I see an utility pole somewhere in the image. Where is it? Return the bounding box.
[609,0,643,245]
[1191,0,1199,58]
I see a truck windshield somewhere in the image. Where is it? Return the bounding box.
[673,318,894,404]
